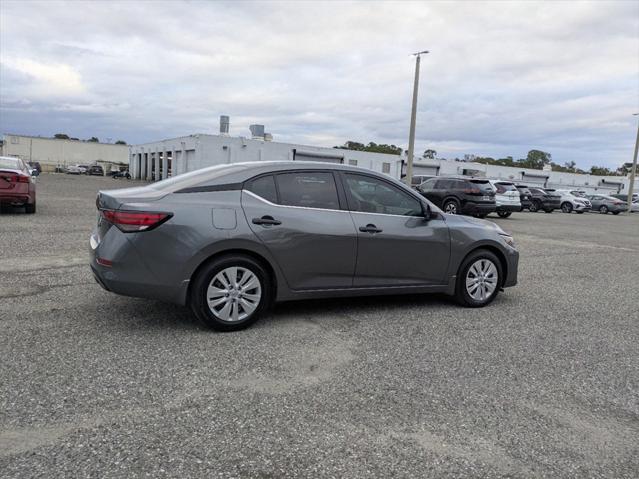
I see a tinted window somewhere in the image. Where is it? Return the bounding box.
[417,178,437,192]
[276,172,339,210]
[247,175,277,203]
[435,179,454,189]
[345,174,422,216]
[495,182,517,193]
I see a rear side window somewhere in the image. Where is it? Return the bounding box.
[247,175,277,203]
[435,179,454,189]
[275,172,340,210]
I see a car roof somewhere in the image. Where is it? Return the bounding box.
[147,161,411,194]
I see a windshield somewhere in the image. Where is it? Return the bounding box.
[0,157,22,169]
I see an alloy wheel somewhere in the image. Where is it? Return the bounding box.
[444,202,458,214]
[465,259,498,302]
[206,266,262,322]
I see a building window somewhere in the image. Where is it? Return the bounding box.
[382,162,391,174]
[10,136,19,144]
[348,159,358,166]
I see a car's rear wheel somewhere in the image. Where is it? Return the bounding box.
[599,205,609,214]
[443,198,460,215]
[529,200,540,212]
[561,202,573,213]
[25,202,36,214]
[190,255,270,331]
[497,211,511,218]
[612,211,620,215]
[455,249,502,307]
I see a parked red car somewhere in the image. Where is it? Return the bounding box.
[0,156,37,213]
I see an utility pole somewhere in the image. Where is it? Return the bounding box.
[627,113,638,213]
[405,50,428,186]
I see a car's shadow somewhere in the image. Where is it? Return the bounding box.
[100,291,455,333]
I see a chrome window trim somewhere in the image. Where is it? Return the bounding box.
[243,190,348,214]
[243,190,425,219]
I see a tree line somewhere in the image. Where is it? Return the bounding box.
[335,141,629,176]
[53,133,126,145]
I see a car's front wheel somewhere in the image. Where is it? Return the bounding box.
[190,255,271,331]
[561,202,573,213]
[455,249,502,307]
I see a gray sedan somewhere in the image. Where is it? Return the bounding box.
[90,162,519,331]
[587,194,627,215]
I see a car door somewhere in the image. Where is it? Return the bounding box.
[241,171,357,290]
[341,172,450,287]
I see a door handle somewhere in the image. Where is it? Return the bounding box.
[252,215,282,226]
[359,224,382,234]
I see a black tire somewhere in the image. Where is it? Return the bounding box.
[25,202,36,214]
[561,202,573,213]
[544,208,553,213]
[475,213,487,219]
[529,200,540,212]
[497,211,512,218]
[455,249,502,307]
[442,198,460,215]
[599,205,608,214]
[576,211,584,214]
[190,254,271,332]
[612,211,620,215]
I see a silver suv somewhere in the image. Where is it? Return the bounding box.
[555,189,592,213]
[90,162,519,331]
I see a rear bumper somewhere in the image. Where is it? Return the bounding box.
[89,230,188,305]
[495,204,522,213]
[461,202,496,215]
[0,193,33,205]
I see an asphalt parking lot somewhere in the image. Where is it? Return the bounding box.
[1,173,638,478]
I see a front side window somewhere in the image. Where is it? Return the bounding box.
[344,174,423,216]
[275,172,340,210]
[247,175,277,203]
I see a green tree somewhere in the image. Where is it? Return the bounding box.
[422,149,437,160]
[334,140,402,155]
[115,140,127,145]
[54,133,70,139]
[87,137,99,142]
[520,149,552,169]
[589,166,615,176]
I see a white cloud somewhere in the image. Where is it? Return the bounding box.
[0,0,637,168]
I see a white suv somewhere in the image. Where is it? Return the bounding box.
[487,180,522,218]
[555,189,592,213]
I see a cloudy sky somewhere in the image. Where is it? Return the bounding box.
[1,0,638,169]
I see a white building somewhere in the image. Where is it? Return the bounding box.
[1,134,129,172]
[130,117,631,196]
[129,133,405,182]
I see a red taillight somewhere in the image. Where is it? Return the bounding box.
[463,188,481,194]
[101,209,172,232]
[1,173,29,183]
[16,175,30,183]
[613,201,623,205]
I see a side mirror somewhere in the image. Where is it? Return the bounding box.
[422,202,432,220]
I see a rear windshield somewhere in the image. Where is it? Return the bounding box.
[495,182,517,192]
[0,157,22,169]
[469,179,494,192]
[148,164,247,192]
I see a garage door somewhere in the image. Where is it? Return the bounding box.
[293,149,344,164]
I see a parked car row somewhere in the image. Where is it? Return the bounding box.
[415,176,635,218]
[65,164,105,176]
